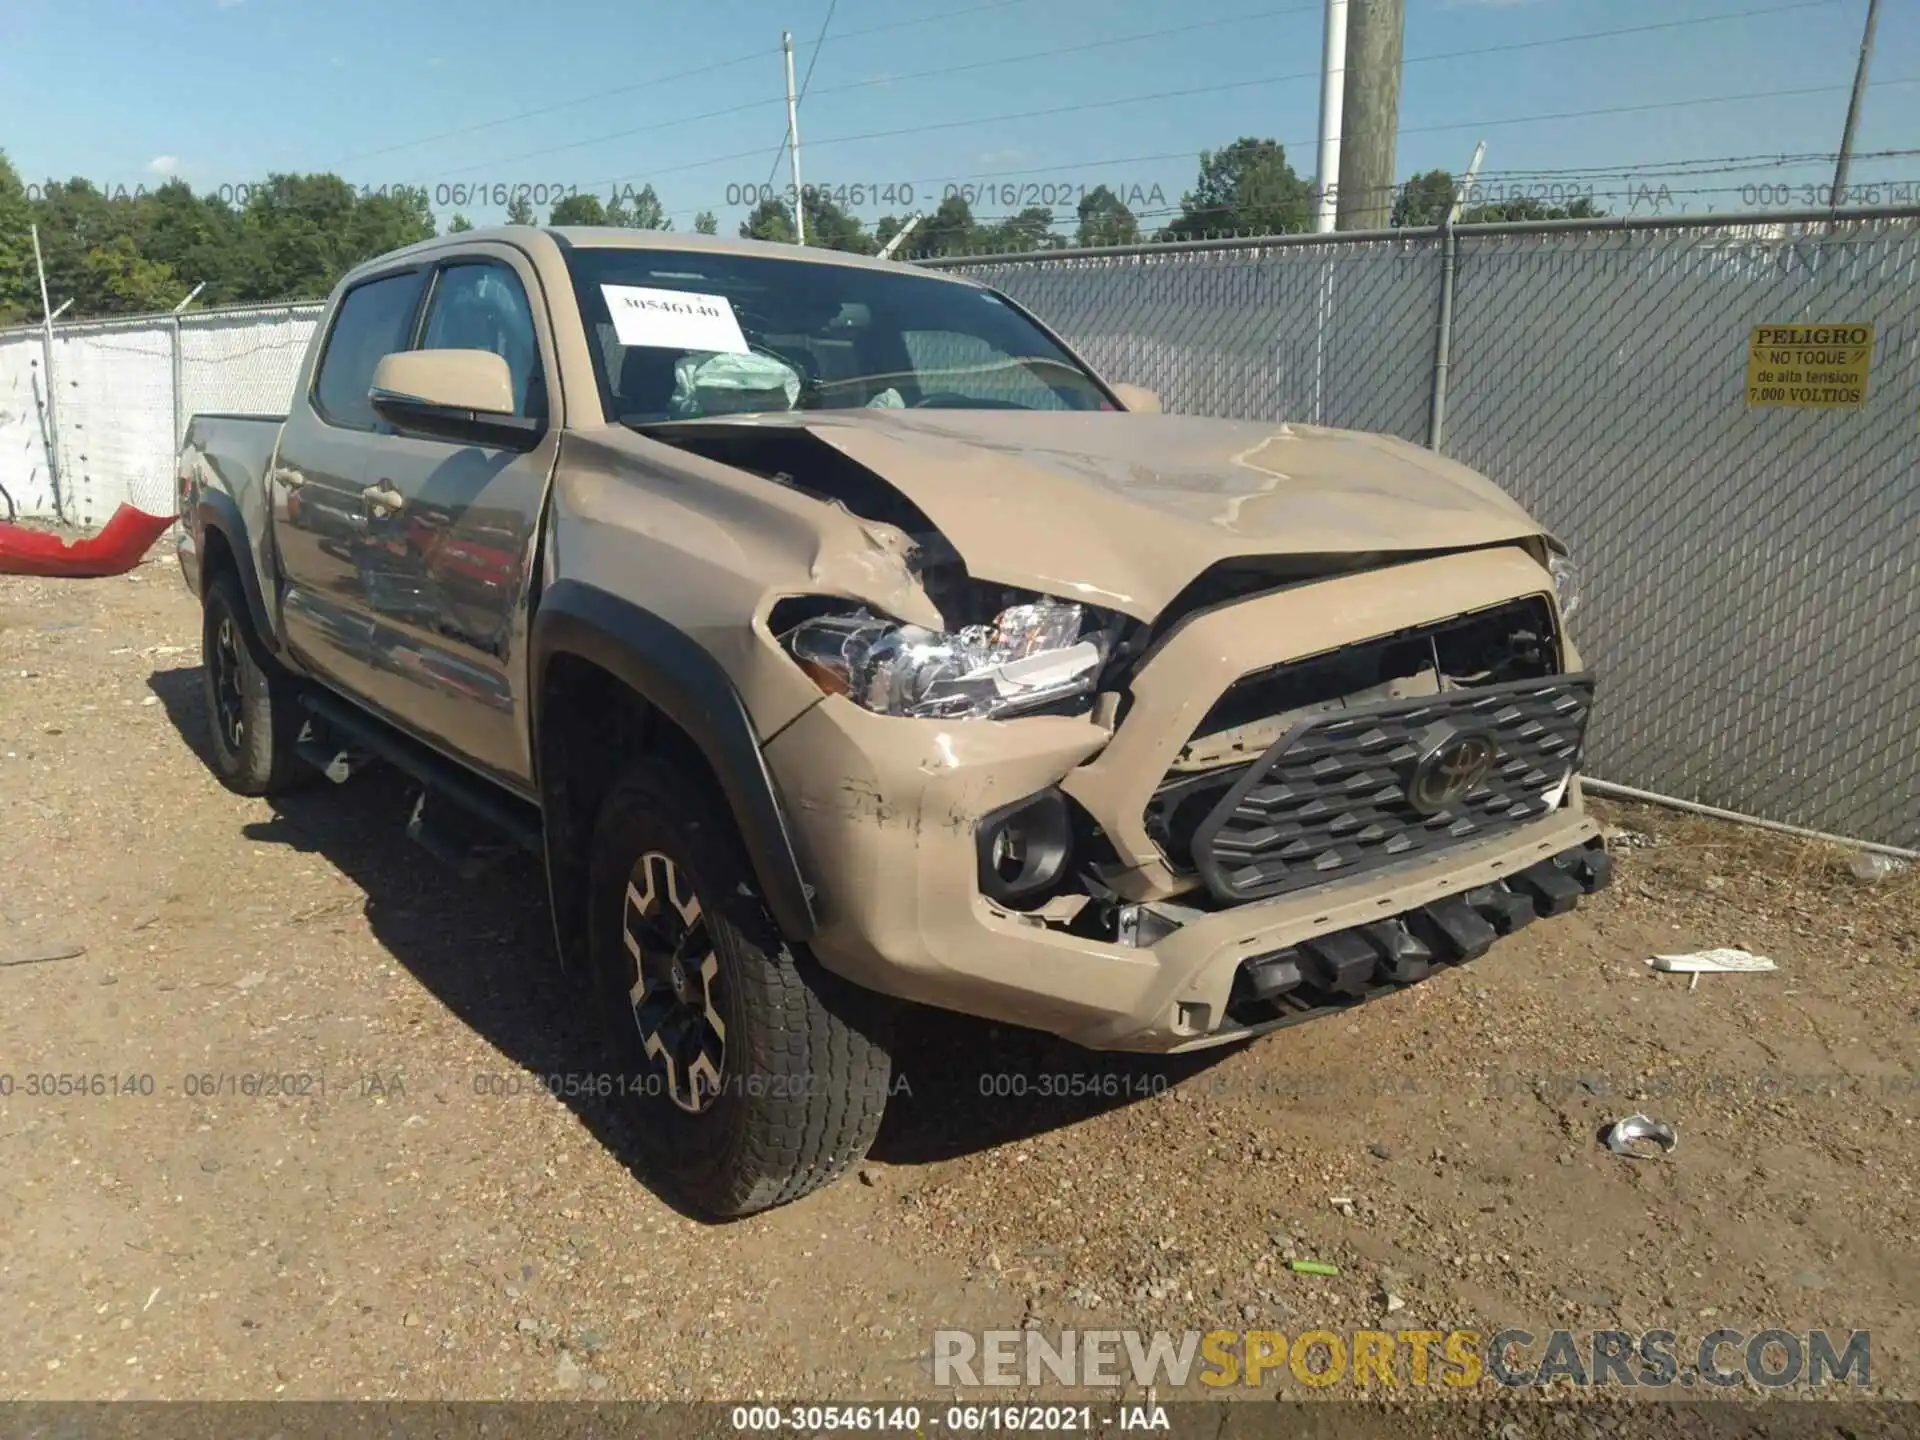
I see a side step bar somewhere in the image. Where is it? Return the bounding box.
[296,688,544,866]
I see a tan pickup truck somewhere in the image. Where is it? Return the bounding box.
[175,226,1608,1216]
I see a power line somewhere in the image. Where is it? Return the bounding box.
[438,95,791,178]
[643,146,1920,226]
[823,0,1049,47]
[457,7,1314,183]
[801,3,1323,102]
[797,0,840,100]
[334,0,1060,171]
[333,48,775,167]
[571,0,1858,191]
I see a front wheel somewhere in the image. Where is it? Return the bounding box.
[586,758,894,1218]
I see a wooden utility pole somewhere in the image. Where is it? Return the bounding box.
[1337,0,1404,231]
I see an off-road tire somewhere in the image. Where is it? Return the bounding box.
[200,574,309,796]
[586,758,893,1218]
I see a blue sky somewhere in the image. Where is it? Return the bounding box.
[3,0,1915,232]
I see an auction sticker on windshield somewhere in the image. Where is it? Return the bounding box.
[1746,323,1874,408]
[602,284,749,354]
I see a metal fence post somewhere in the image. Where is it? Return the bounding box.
[1426,221,1458,451]
[170,314,184,453]
[30,223,66,522]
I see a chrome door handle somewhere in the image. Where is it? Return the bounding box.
[362,482,405,512]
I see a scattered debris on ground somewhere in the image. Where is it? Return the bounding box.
[1,567,1915,1402]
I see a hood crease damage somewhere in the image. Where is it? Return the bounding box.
[640,410,1549,624]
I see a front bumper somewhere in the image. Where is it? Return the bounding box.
[763,544,1601,1053]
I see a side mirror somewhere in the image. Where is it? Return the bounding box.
[369,350,540,450]
[1110,382,1163,414]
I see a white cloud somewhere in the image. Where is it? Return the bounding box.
[146,155,180,176]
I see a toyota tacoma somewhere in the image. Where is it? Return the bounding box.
[175,226,1608,1217]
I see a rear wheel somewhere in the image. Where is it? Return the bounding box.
[200,573,309,796]
[586,758,893,1218]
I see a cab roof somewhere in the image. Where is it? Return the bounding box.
[364,225,979,284]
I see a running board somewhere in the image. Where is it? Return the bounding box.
[296,688,543,869]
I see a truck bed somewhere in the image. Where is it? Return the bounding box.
[177,413,286,597]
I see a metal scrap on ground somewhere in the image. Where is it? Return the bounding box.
[1604,1114,1679,1160]
[1648,948,1778,974]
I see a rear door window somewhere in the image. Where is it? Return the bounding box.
[312,270,427,431]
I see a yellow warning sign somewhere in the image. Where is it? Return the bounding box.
[1747,324,1874,408]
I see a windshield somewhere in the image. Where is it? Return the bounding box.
[563,246,1116,425]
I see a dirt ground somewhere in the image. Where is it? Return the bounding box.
[1,560,1914,1413]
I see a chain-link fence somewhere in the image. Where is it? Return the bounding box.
[937,211,1920,849]
[0,214,1914,847]
[0,303,322,526]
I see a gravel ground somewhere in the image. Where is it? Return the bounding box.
[1,561,1914,1410]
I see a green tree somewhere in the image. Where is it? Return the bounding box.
[505,195,537,225]
[448,212,475,233]
[1163,138,1311,240]
[228,174,354,301]
[1392,169,1458,228]
[982,206,1058,253]
[350,187,436,253]
[914,195,981,257]
[221,174,431,304]
[1460,195,1605,224]
[693,210,718,235]
[801,191,875,254]
[1075,185,1139,248]
[740,196,795,244]
[79,234,180,312]
[133,180,242,304]
[0,150,37,323]
[549,192,608,226]
[606,183,670,229]
[28,179,138,312]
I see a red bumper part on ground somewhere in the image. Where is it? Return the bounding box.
[0,505,176,579]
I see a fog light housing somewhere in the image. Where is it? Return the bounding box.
[975,789,1072,907]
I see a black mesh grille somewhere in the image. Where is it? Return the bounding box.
[1181,675,1594,903]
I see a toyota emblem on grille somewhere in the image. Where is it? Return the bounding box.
[1406,722,1499,816]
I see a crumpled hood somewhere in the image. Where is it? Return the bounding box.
[682,409,1549,621]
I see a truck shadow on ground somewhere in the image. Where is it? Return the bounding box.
[149,664,1230,1200]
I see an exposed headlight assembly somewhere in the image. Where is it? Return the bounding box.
[1547,551,1581,619]
[784,598,1107,720]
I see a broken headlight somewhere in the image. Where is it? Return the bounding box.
[784,599,1107,720]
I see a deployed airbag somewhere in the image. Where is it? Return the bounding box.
[671,352,801,418]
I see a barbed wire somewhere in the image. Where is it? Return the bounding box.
[333,0,1060,167]
[633,147,1920,229]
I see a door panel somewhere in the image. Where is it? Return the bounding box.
[353,255,557,785]
[274,267,429,706]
